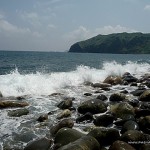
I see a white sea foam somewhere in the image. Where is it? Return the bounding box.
[0,61,150,97]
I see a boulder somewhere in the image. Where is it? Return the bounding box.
[122,73,138,83]
[8,108,29,117]
[110,102,134,118]
[94,114,114,127]
[84,93,92,96]
[76,112,93,123]
[121,120,139,134]
[0,101,29,108]
[138,116,150,134]
[109,93,126,102]
[57,98,73,109]
[54,128,85,147]
[103,76,123,85]
[109,140,136,150]
[120,130,150,148]
[50,118,74,136]
[96,94,107,101]
[37,114,48,122]
[57,109,71,119]
[0,91,3,97]
[92,83,111,88]
[88,127,120,146]
[24,137,52,150]
[57,135,100,150]
[139,90,150,102]
[78,99,107,114]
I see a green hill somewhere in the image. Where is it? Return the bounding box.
[68,32,150,54]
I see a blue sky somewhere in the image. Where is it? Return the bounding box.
[0,0,150,51]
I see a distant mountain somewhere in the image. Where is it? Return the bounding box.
[68,32,150,54]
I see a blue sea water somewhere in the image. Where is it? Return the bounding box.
[0,50,150,148]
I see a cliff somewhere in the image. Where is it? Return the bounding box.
[69,32,150,54]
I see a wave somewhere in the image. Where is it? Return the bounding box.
[0,61,150,97]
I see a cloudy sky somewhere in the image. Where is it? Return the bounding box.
[0,0,150,51]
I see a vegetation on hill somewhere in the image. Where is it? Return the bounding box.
[69,32,150,54]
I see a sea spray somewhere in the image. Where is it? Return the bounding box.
[0,61,150,97]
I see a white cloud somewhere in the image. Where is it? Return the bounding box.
[47,24,56,29]
[64,25,137,45]
[144,5,150,10]
[21,12,42,27]
[95,25,137,35]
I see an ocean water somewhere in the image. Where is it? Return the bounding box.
[0,51,150,148]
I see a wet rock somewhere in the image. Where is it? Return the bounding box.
[110,102,134,118]
[50,118,74,136]
[92,83,111,88]
[109,140,136,150]
[84,93,92,96]
[130,89,145,96]
[94,114,114,127]
[88,127,120,146]
[122,73,138,83]
[130,82,138,86]
[109,93,126,102]
[16,96,25,100]
[57,98,73,109]
[140,144,150,150]
[13,130,37,143]
[140,102,150,109]
[103,76,123,85]
[8,108,29,117]
[121,120,139,134]
[24,137,52,150]
[0,91,3,97]
[57,135,100,150]
[37,114,48,122]
[113,115,135,126]
[49,93,63,96]
[76,112,93,123]
[96,94,107,101]
[78,99,107,114]
[128,99,139,107]
[138,116,150,134]
[54,127,85,147]
[120,90,129,94]
[135,108,150,118]
[120,130,150,147]
[0,100,29,108]
[57,109,71,119]
[139,90,150,102]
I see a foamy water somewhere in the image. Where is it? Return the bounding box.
[0,61,150,97]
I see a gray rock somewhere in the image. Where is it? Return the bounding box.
[54,127,85,147]
[76,112,93,123]
[96,94,107,101]
[78,99,107,114]
[8,108,29,117]
[139,90,150,102]
[88,127,120,146]
[24,137,52,150]
[50,118,74,136]
[57,135,100,150]
[37,114,48,122]
[110,102,134,118]
[57,98,73,109]
[94,114,114,127]
[109,140,136,150]
[103,76,123,85]
[109,93,126,102]
[121,120,139,134]
[57,109,71,119]
[0,100,29,108]
[0,91,3,97]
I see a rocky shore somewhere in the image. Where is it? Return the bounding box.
[1,72,150,150]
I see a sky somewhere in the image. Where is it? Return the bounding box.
[0,0,150,52]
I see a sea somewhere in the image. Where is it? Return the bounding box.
[0,51,150,149]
